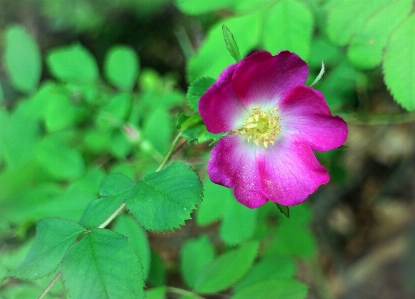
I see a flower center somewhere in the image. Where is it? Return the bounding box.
[236,106,281,148]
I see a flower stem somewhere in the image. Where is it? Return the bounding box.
[341,111,415,125]
[156,133,182,172]
[38,272,62,299]
[167,287,206,299]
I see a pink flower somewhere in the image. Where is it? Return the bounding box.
[199,51,348,208]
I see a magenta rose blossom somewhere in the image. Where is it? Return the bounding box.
[199,51,348,208]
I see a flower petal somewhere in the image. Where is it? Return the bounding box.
[199,64,247,133]
[258,138,329,206]
[279,86,348,151]
[207,135,268,208]
[232,51,309,107]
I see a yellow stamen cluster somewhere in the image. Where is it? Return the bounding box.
[236,106,281,148]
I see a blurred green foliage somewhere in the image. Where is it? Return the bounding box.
[1,0,413,297]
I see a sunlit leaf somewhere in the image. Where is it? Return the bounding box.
[4,25,41,93]
[222,25,241,62]
[326,0,392,46]
[383,14,415,111]
[347,0,412,69]
[47,44,98,84]
[263,0,313,60]
[175,0,236,15]
[105,46,140,91]
[188,12,261,81]
[187,77,215,112]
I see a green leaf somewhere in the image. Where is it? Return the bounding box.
[62,228,145,299]
[6,218,85,280]
[196,178,230,226]
[176,113,204,142]
[0,109,8,162]
[97,93,131,128]
[148,250,166,286]
[383,14,415,111]
[194,241,259,293]
[276,203,290,218]
[269,224,316,258]
[113,215,151,278]
[175,0,235,15]
[145,286,167,299]
[188,12,261,81]
[80,173,134,228]
[180,235,215,288]
[143,107,173,155]
[35,136,85,181]
[263,0,313,60]
[43,85,88,132]
[347,0,412,69]
[100,172,135,197]
[0,81,4,103]
[234,254,296,292]
[105,46,140,91]
[79,194,126,229]
[187,77,215,112]
[222,25,241,62]
[127,162,202,231]
[220,199,257,245]
[230,278,308,299]
[47,44,98,84]
[110,130,132,159]
[4,25,41,93]
[4,104,40,169]
[326,0,392,46]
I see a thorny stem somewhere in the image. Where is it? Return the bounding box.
[167,287,206,299]
[156,133,182,172]
[38,272,62,299]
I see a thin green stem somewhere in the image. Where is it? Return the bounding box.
[167,287,206,299]
[341,111,415,125]
[38,272,62,299]
[98,202,126,229]
[156,133,182,172]
[38,202,126,298]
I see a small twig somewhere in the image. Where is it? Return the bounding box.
[98,202,126,229]
[38,272,62,299]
